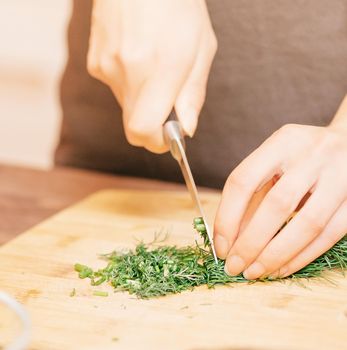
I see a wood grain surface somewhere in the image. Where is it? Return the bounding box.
[0,164,186,245]
[0,189,347,350]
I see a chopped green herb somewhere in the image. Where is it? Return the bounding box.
[69,288,76,297]
[75,264,93,279]
[112,337,119,342]
[193,216,212,249]
[193,217,204,226]
[93,290,109,297]
[75,218,347,299]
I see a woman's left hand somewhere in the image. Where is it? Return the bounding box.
[214,122,347,279]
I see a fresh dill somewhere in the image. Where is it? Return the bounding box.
[193,217,209,248]
[74,218,347,299]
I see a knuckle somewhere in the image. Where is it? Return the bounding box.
[267,189,293,213]
[86,53,100,77]
[214,218,229,238]
[98,53,119,77]
[263,247,282,264]
[119,45,154,67]
[301,211,325,234]
[323,233,341,249]
[232,241,257,261]
[125,120,152,145]
[209,33,218,54]
[161,56,189,71]
[319,130,342,153]
[273,124,310,145]
[281,123,299,133]
[87,51,118,82]
[125,133,142,147]
[225,173,253,193]
[276,123,301,139]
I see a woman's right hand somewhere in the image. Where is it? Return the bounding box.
[87,0,217,153]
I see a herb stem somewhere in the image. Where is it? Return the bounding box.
[93,290,109,297]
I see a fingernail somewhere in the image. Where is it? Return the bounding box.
[180,108,198,138]
[243,262,266,280]
[278,266,289,277]
[214,235,229,259]
[268,266,289,279]
[224,255,246,276]
[268,270,280,280]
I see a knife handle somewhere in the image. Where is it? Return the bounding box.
[163,111,186,161]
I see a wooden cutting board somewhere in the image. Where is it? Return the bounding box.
[0,189,346,350]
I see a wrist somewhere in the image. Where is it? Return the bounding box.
[328,124,347,142]
[329,94,347,134]
[328,120,347,135]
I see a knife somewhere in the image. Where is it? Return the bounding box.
[163,111,218,263]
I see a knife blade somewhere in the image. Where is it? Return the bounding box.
[163,117,218,263]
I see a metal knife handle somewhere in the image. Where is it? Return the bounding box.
[163,112,186,161]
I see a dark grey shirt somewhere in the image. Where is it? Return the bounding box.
[55,0,347,189]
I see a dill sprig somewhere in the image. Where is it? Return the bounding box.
[74,219,347,299]
[193,217,210,248]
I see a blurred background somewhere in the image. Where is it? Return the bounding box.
[0,0,71,168]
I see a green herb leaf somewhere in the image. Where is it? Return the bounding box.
[75,218,347,299]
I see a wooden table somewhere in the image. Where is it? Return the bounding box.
[0,164,186,245]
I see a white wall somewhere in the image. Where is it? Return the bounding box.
[0,1,72,168]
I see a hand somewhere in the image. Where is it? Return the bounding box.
[214,123,347,279]
[87,0,217,153]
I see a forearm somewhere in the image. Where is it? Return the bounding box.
[330,94,347,131]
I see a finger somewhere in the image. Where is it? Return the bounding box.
[124,66,188,153]
[175,31,217,137]
[213,135,287,260]
[275,199,347,278]
[87,29,124,105]
[239,177,275,233]
[225,162,317,277]
[243,177,345,280]
[100,58,125,106]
